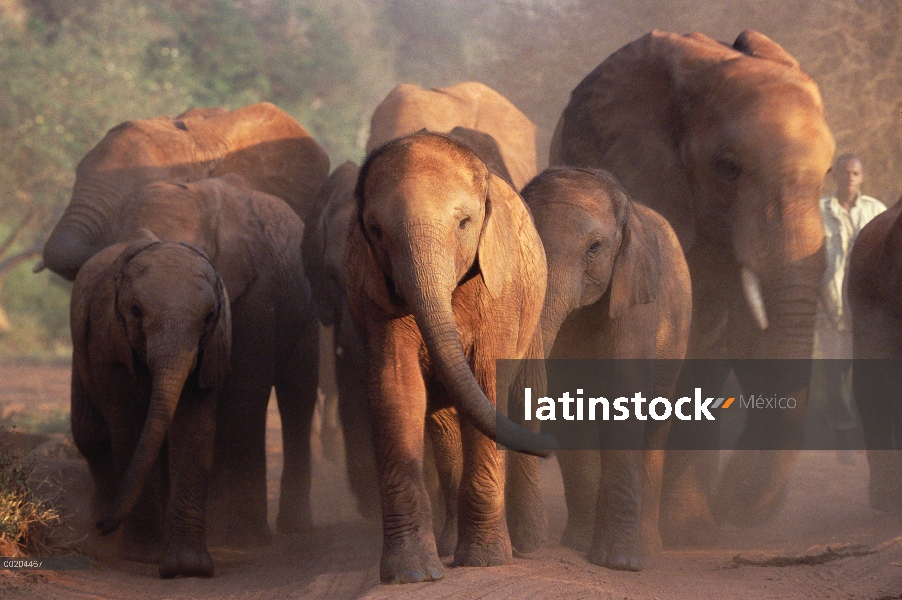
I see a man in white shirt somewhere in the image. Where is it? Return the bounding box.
[815,153,886,462]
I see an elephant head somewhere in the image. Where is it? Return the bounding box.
[348,132,555,454]
[42,102,329,281]
[521,168,663,356]
[366,82,537,191]
[91,235,231,534]
[552,30,835,358]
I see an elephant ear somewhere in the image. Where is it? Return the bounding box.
[302,162,359,326]
[556,30,741,251]
[732,30,800,69]
[199,274,231,390]
[110,234,162,376]
[609,203,661,319]
[345,208,397,316]
[478,173,533,300]
[447,127,515,189]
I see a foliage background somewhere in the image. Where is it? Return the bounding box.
[0,0,899,359]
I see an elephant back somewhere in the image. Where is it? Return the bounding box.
[366,82,537,190]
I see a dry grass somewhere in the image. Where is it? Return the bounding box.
[0,429,64,557]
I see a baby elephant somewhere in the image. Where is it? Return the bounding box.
[70,235,231,578]
[522,167,692,571]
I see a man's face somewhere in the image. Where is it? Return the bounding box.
[835,158,864,196]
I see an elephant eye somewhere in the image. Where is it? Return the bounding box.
[587,241,602,257]
[458,217,471,231]
[368,222,383,240]
[130,304,143,319]
[714,156,742,181]
[204,311,216,327]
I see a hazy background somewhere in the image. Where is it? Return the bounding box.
[0,0,899,359]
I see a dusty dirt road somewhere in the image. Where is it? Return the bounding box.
[1,363,901,599]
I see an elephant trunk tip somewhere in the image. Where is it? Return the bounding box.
[31,259,46,274]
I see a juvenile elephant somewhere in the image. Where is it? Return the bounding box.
[848,198,902,514]
[302,132,520,524]
[521,168,692,571]
[71,236,230,578]
[41,102,330,281]
[107,175,320,548]
[551,30,836,540]
[366,82,537,190]
[346,132,555,583]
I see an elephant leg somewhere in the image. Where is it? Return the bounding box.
[317,324,343,462]
[855,363,902,512]
[587,449,643,571]
[336,318,380,520]
[453,418,512,568]
[372,323,442,584]
[274,318,319,533]
[425,405,461,557]
[715,361,809,527]
[71,375,116,520]
[660,360,730,546]
[113,422,166,563]
[557,450,599,552]
[208,300,275,547]
[159,389,216,578]
[641,448,665,556]
[504,351,547,554]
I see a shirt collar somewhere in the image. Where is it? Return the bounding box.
[829,190,862,213]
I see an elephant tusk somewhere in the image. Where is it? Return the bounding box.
[741,267,769,330]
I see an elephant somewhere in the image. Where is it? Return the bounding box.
[40,102,330,281]
[104,174,320,550]
[302,131,523,526]
[345,131,555,583]
[550,29,836,541]
[301,160,381,520]
[366,82,537,190]
[848,198,902,514]
[71,235,231,578]
[521,167,692,571]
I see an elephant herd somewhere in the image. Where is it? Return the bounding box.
[36,29,895,583]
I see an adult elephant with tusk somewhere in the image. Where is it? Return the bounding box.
[551,29,836,542]
[346,132,556,584]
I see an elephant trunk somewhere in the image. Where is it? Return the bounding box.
[539,267,580,358]
[43,180,122,280]
[396,238,557,456]
[97,351,197,534]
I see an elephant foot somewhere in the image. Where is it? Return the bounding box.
[117,535,164,564]
[715,451,794,528]
[208,520,272,548]
[380,537,444,584]
[159,540,214,579]
[587,531,642,572]
[560,519,593,553]
[507,502,546,554]
[436,518,457,557]
[659,512,719,548]
[276,510,313,534]
[641,520,663,557]
[453,535,512,567]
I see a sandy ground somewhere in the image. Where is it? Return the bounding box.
[1,362,901,599]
